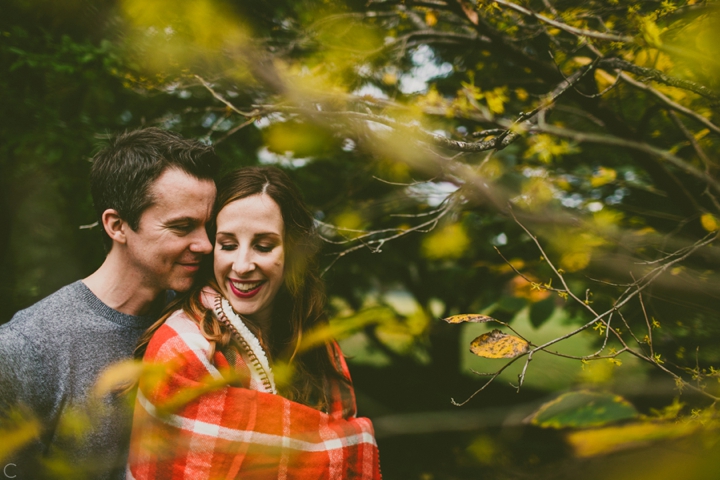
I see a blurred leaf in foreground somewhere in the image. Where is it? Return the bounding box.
[0,409,41,463]
[93,359,143,399]
[529,391,638,429]
[566,421,700,458]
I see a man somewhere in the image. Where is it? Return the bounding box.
[0,128,219,479]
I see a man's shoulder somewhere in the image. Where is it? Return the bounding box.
[2,281,87,333]
[0,285,86,410]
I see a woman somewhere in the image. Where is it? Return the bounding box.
[127,166,381,479]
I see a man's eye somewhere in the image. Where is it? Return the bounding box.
[171,225,192,233]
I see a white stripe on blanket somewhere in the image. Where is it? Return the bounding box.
[163,311,225,382]
[137,388,378,452]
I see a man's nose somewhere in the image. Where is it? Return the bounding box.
[189,229,213,254]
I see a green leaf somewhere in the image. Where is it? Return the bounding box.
[530,391,638,429]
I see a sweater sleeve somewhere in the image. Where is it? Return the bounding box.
[0,320,45,413]
[0,319,49,469]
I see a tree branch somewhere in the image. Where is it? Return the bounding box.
[599,58,720,102]
[533,124,720,194]
[620,73,720,136]
[492,0,634,43]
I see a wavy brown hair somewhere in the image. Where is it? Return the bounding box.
[135,166,344,409]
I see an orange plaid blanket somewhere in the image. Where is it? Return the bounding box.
[127,297,381,479]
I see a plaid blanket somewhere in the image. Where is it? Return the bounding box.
[127,293,381,480]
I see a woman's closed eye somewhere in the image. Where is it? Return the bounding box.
[255,244,276,253]
[219,243,237,251]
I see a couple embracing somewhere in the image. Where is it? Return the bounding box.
[0,128,380,479]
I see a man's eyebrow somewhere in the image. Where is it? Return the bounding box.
[165,216,200,225]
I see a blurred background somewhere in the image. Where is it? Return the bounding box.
[3,0,720,478]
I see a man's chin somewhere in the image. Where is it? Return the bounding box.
[168,277,198,293]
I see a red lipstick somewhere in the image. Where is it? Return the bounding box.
[228,281,264,298]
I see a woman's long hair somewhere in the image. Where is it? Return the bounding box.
[135,166,344,409]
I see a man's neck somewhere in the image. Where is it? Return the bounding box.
[83,251,161,316]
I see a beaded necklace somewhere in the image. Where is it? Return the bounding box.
[212,294,277,394]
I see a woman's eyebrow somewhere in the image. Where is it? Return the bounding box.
[253,232,282,239]
[215,231,237,238]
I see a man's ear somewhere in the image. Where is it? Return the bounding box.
[101,209,128,245]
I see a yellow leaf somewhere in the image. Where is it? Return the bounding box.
[419,86,444,107]
[525,134,579,163]
[425,10,438,27]
[509,275,551,302]
[590,167,617,187]
[641,17,663,46]
[594,69,617,92]
[478,158,504,180]
[593,209,623,231]
[382,72,397,85]
[470,329,529,359]
[301,306,394,352]
[655,84,686,102]
[560,251,591,272]
[694,128,710,141]
[333,210,365,232]
[572,56,593,66]
[489,258,525,274]
[701,213,719,232]
[467,435,498,465]
[485,87,509,114]
[518,177,555,210]
[443,314,502,324]
[421,223,470,260]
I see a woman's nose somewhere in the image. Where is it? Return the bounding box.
[232,248,256,274]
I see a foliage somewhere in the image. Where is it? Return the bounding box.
[4,0,720,478]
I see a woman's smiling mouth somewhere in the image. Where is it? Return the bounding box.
[229,280,265,298]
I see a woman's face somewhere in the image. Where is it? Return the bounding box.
[214,194,285,325]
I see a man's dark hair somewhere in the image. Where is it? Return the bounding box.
[90,127,221,251]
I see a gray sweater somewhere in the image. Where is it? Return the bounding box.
[0,281,156,479]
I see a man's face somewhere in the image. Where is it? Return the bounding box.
[123,167,216,295]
